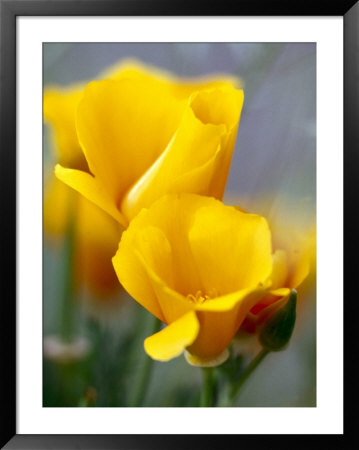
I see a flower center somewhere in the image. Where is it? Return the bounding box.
[186,288,219,304]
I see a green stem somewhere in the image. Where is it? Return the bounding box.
[227,349,270,406]
[60,201,76,343]
[200,368,215,407]
[129,315,162,407]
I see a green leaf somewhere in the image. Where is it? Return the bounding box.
[259,289,297,351]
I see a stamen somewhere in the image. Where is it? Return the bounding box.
[186,288,219,304]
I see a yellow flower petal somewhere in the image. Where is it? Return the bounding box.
[44,174,123,297]
[75,194,123,297]
[271,223,313,291]
[43,176,72,236]
[121,87,243,221]
[114,194,207,303]
[188,202,272,295]
[144,311,200,361]
[76,78,186,203]
[112,210,168,323]
[136,246,195,323]
[188,286,270,358]
[113,208,198,324]
[43,85,87,169]
[288,245,311,289]
[55,164,127,226]
[270,250,288,289]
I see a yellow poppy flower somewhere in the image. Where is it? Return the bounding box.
[112,194,290,366]
[44,58,241,171]
[54,61,244,227]
[44,60,241,299]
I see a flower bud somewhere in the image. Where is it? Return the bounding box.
[259,289,297,351]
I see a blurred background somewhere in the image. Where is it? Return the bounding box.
[43,43,316,407]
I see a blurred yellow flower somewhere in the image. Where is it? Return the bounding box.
[112,194,291,366]
[241,215,315,333]
[44,84,87,170]
[44,177,123,298]
[54,60,244,227]
[43,64,140,298]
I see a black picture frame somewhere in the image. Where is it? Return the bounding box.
[1,1,357,448]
